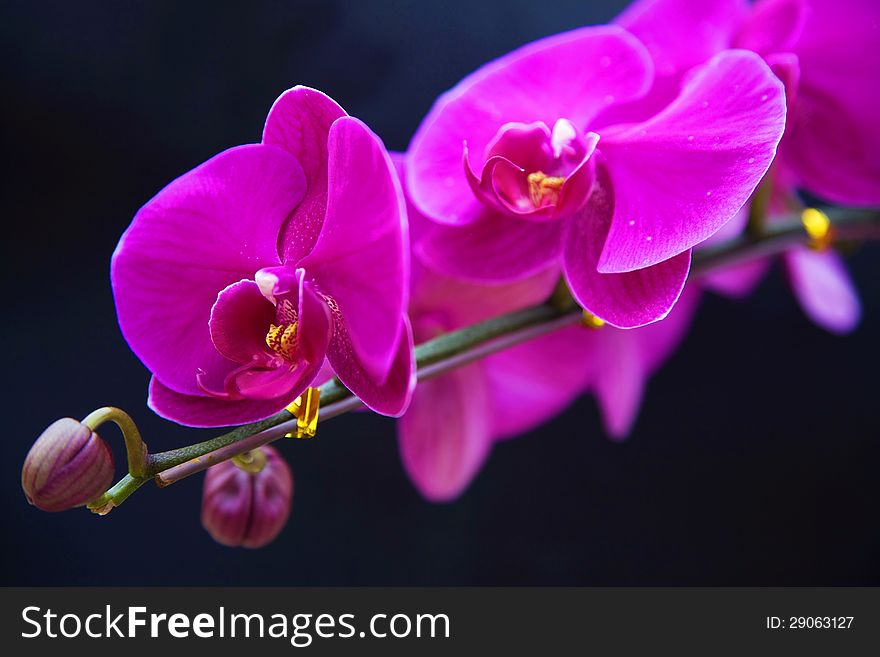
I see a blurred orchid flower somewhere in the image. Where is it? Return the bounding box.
[407,25,785,328]
[619,0,879,332]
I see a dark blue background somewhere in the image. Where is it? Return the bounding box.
[2,0,877,585]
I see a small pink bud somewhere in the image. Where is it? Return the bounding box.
[22,418,115,512]
[201,445,293,548]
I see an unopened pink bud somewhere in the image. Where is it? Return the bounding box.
[22,418,115,512]
[201,445,293,548]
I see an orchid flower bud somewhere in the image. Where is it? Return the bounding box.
[22,418,115,512]
[201,445,293,548]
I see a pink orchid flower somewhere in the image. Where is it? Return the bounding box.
[112,87,415,427]
[406,25,785,328]
[619,0,879,333]
[397,154,698,500]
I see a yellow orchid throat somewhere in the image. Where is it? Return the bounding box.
[527,171,565,208]
[265,322,298,361]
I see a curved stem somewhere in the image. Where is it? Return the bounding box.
[97,206,880,496]
[81,407,149,478]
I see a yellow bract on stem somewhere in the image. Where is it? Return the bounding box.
[285,387,321,439]
[582,312,605,329]
[801,208,834,251]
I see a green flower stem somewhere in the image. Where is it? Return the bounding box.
[153,306,583,487]
[81,407,149,477]
[86,474,145,515]
[93,207,880,506]
[694,207,880,273]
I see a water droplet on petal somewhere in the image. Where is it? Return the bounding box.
[646,235,653,241]
[687,135,694,142]
[706,191,712,197]
[760,94,768,102]
[628,220,635,226]
[747,157,755,164]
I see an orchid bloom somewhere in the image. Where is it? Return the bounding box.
[397,153,699,500]
[112,87,414,427]
[407,25,785,328]
[619,0,879,333]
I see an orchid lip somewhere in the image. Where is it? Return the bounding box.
[265,321,299,362]
[464,119,599,220]
[200,273,314,402]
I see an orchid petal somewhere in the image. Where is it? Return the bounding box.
[700,205,771,298]
[594,285,699,439]
[765,52,801,122]
[636,283,701,374]
[782,0,880,204]
[327,318,416,417]
[398,363,491,502]
[209,280,277,365]
[702,259,770,299]
[562,165,691,328]
[417,210,563,284]
[111,144,306,395]
[299,117,408,383]
[407,26,653,225]
[148,377,290,428]
[593,329,646,440]
[297,277,335,366]
[413,268,559,331]
[734,0,809,55]
[483,326,594,439]
[223,361,314,401]
[785,248,861,334]
[262,86,348,262]
[598,50,785,273]
[616,0,749,76]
